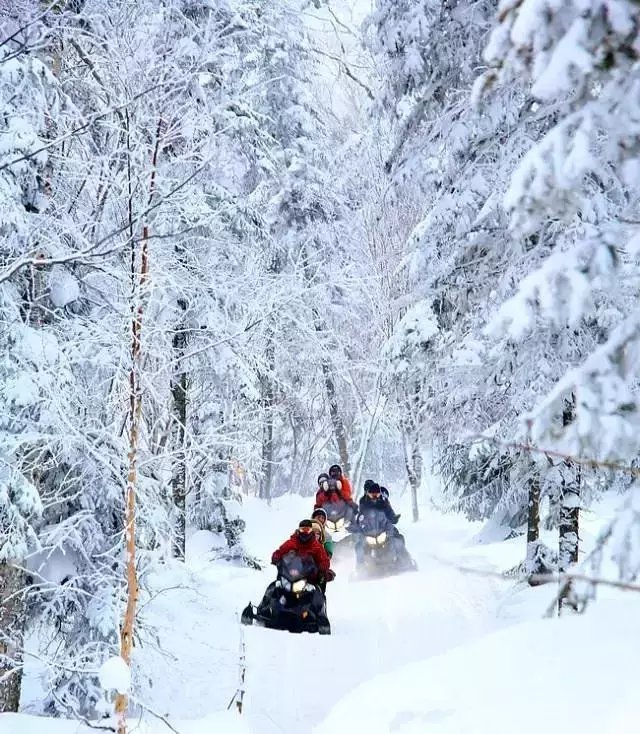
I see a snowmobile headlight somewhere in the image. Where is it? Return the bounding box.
[292,579,307,593]
[365,536,377,546]
[336,518,345,530]
[281,579,291,591]
[376,531,387,545]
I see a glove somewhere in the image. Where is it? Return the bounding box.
[392,513,401,524]
[326,569,336,581]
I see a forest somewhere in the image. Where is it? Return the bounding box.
[2,1,640,733]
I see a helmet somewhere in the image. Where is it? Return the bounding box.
[364,479,380,496]
[297,519,314,543]
[328,464,342,479]
[312,507,327,523]
[317,473,330,487]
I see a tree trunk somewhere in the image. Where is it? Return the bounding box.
[307,298,350,476]
[115,231,147,734]
[401,420,421,522]
[171,297,188,559]
[320,359,350,475]
[409,440,421,522]
[524,469,543,585]
[259,337,275,502]
[400,381,423,522]
[558,395,580,613]
[115,116,162,734]
[351,377,384,494]
[0,563,26,712]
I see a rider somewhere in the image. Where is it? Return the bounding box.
[314,473,336,508]
[315,474,343,508]
[358,480,400,523]
[259,520,332,630]
[328,464,356,508]
[351,480,405,565]
[311,508,335,559]
[311,519,336,594]
[315,465,358,514]
[271,519,331,583]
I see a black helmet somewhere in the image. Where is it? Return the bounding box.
[311,507,327,522]
[328,464,342,479]
[297,519,314,543]
[317,473,330,487]
[364,479,380,495]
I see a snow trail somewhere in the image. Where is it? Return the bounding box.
[6,496,508,734]
[233,500,505,733]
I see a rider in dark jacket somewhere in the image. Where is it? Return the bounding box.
[351,480,405,564]
[357,480,399,524]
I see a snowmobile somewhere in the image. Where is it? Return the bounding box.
[241,551,331,635]
[354,509,417,578]
[323,498,356,542]
[320,498,356,560]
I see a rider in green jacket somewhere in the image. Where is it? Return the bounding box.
[311,508,335,557]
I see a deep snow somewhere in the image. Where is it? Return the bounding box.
[3,490,638,734]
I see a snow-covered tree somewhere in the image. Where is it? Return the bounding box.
[476,0,640,602]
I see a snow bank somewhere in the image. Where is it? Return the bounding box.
[315,598,640,734]
[0,711,253,734]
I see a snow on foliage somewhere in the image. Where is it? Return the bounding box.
[478,0,640,461]
[98,656,131,696]
[4,0,640,722]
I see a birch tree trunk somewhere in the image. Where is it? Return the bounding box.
[114,116,162,734]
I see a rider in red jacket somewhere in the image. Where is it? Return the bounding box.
[271,520,331,581]
[314,473,341,508]
[314,465,357,511]
[328,464,353,502]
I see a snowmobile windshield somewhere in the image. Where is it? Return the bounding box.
[359,509,391,537]
[323,499,347,522]
[279,551,316,583]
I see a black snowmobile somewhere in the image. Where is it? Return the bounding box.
[241,551,331,635]
[321,498,356,560]
[354,509,417,577]
[323,498,355,538]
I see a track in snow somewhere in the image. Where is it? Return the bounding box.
[132,498,506,733]
[239,511,504,734]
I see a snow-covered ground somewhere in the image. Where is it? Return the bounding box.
[3,490,638,734]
